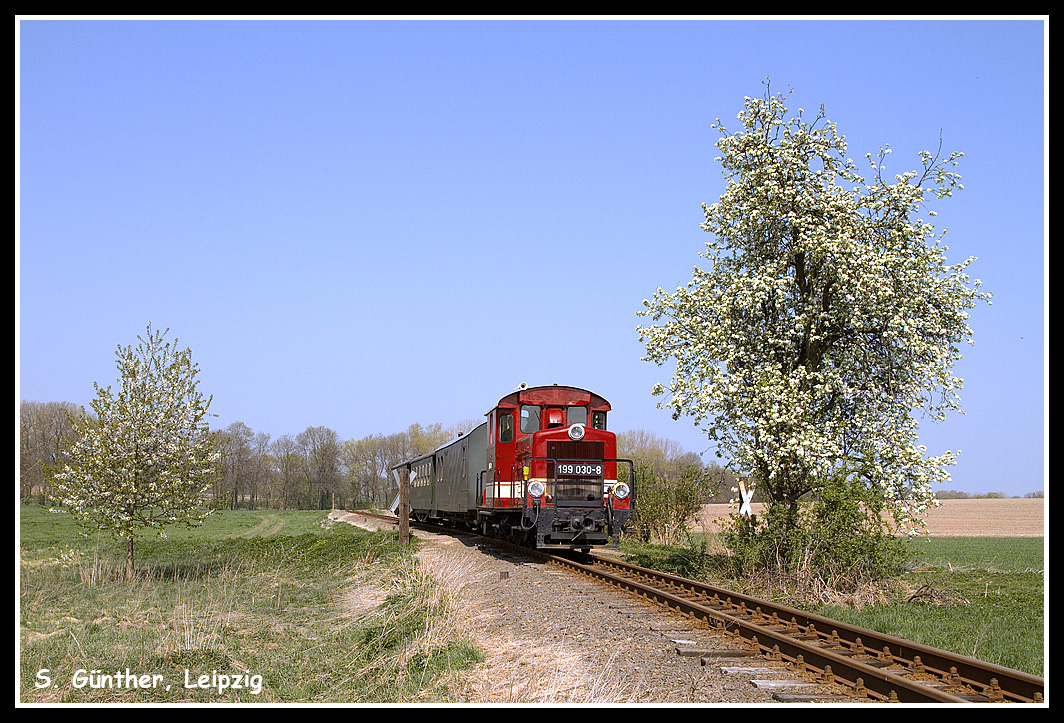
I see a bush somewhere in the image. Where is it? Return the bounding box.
[719,474,909,595]
[628,459,710,545]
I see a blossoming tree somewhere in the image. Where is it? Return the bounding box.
[50,324,226,580]
[638,85,990,557]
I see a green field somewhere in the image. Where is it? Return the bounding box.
[810,537,1045,676]
[18,506,482,703]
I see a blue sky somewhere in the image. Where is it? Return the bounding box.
[17,17,1046,497]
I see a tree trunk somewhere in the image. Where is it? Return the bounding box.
[126,537,135,581]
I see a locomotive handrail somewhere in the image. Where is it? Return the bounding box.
[476,466,529,510]
[524,457,636,507]
[609,458,636,522]
[512,463,524,507]
[477,456,635,524]
[523,456,635,542]
[614,458,636,508]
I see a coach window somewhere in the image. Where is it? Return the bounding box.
[592,411,607,430]
[498,412,513,444]
[567,406,588,427]
[520,405,541,434]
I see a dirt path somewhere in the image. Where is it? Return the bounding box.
[234,513,286,537]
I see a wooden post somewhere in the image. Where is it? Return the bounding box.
[398,466,410,545]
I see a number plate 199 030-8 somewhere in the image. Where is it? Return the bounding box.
[557,462,603,478]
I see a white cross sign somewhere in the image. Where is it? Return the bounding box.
[739,480,754,517]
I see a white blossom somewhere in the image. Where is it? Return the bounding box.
[637,85,990,533]
[49,324,225,577]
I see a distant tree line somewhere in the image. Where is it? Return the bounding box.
[935,489,1043,499]
[20,400,478,511]
[19,401,82,505]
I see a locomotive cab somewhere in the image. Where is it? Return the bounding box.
[481,385,634,550]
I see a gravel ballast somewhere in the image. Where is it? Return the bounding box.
[330,511,856,705]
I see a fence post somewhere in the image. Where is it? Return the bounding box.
[398,466,410,545]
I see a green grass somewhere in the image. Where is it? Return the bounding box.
[810,537,1045,677]
[620,534,1045,678]
[19,506,483,703]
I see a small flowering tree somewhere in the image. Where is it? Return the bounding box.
[638,84,990,574]
[50,324,226,580]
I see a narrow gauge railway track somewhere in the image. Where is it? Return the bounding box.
[572,553,1044,704]
[346,510,1045,704]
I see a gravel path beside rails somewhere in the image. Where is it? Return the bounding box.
[329,511,857,704]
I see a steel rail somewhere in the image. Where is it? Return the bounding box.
[574,553,1044,704]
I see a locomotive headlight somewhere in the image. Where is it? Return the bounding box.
[613,482,630,500]
[528,480,545,499]
[568,424,585,441]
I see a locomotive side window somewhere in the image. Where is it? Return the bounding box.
[567,406,588,427]
[520,405,541,433]
[592,411,607,430]
[498,412,513,444]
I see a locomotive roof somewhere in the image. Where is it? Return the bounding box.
[491,384,611,411]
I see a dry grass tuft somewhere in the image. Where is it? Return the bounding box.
[738,568,909,610]
[152,563,249,657]
[338,584,390,618]
[333,541,487,695]
[905,582,971,607]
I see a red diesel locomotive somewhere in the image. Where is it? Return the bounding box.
[391,384,635,551]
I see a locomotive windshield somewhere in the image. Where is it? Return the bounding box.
[520,405,591,432]
[567,406,588,427]
[520,405,540,433]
